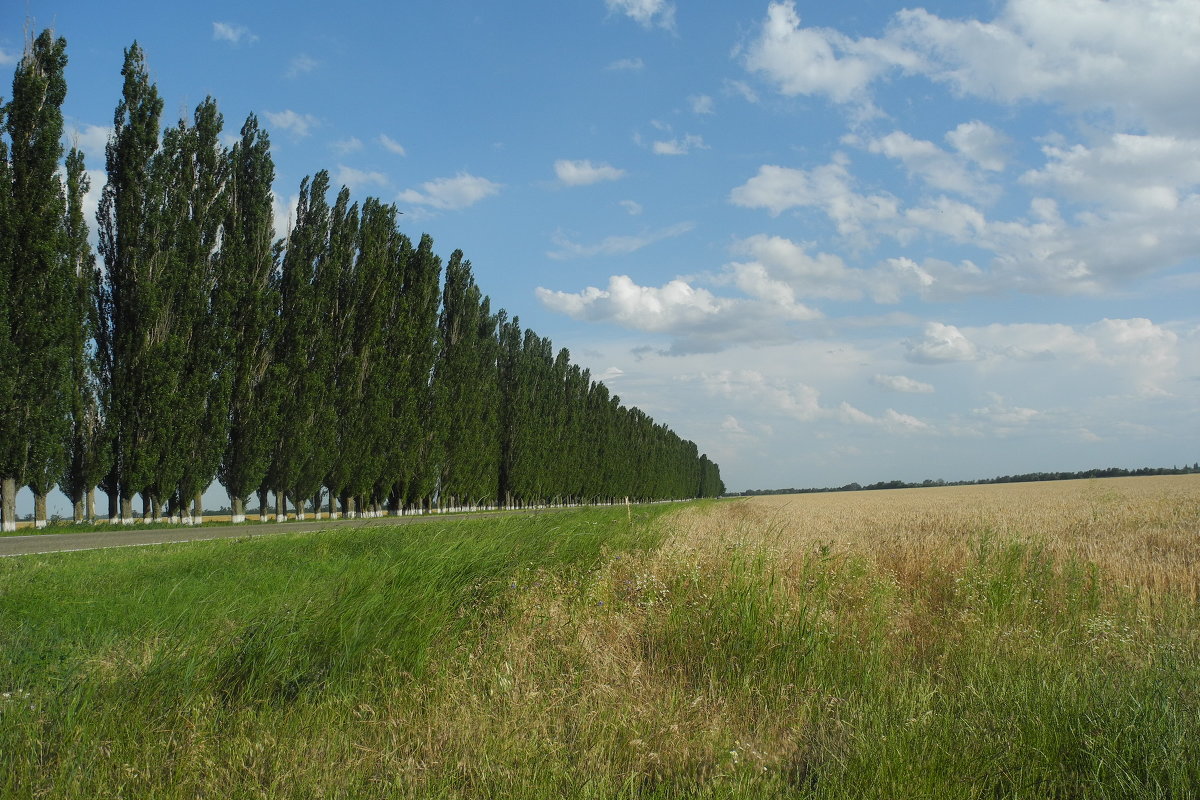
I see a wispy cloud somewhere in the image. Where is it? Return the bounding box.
[286,54,318,78]
[606,57,645,71]
[873,374,934,393]
[331,137,362,155]
[554,159,626,186]
[606,0,676,31]
[547,221,694,259]
[689,94,715,115]
[378,134,407,156]
[212,22,258,45]
[653,133,708,156]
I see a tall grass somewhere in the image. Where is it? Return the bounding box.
[0,506,666,797]
[2,477,1198,798]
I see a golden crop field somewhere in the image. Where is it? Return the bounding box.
[686,475,1200,600]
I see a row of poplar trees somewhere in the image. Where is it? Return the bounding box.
[0,33,724,530]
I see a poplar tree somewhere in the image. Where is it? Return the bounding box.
[0,90,13,531]
[384,234,441,513]
[219,115,280,524]
[1,30,71,529]
[60,147,107,522]
[431,253,500,509]
[496,313,521,507]
[162,98,229,524]
[326,197,396,516]
[97,41,164,522]
[266,172,332,520]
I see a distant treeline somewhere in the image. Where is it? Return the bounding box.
[0,33,723,529]
[736,464,1200,497]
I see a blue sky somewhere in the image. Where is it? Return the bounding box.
[5,0,1199,511]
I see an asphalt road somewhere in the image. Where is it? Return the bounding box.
[0,511,522,557]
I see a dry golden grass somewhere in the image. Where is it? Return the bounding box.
[345,476,1200,796]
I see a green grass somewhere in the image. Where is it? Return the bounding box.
[1,495,1197,799]
[0,505,669,798]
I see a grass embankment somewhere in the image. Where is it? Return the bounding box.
[3,477,1199,798]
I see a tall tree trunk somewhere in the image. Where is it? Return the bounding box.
[231,495,245,524]
[73,495,84,523]
[32,492,48,529]
[294,493,305,521]
[1,478,16,533]
[275,491,286,522]
[313,491,323,520]
[86,488,95,523]
[258,487,269,522]
[120,494,133,524]
[193,490,204,526]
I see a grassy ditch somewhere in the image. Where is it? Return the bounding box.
[2,477,1198,798]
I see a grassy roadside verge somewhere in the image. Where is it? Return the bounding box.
[0,504,672,798]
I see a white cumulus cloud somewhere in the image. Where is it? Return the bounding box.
[334,165,389,192]
[264,109,319,138]
[398,172,502,210]
[743,1,918,105]
[729,159,899,236]
[906,322,978,363]
[946,121,1009,172]
[554,159,627,186]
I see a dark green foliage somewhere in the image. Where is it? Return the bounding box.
[167,98,231,520]
[96,41,165,519]
[218,115,281,520]
[59,148,107,520]
[2,31,73,522]
[431,252,500,507]
[266,171,334,513]
[386,233,442,511]
[139,97,230,519]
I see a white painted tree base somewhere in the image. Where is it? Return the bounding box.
[34,520,47,529]
[1,521,15,533]
[231,514,246,524]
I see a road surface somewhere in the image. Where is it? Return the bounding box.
[0,511,531,557]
